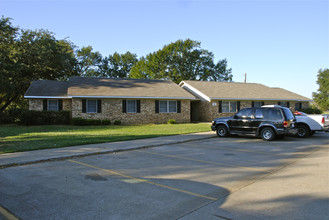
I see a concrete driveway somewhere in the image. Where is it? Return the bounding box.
[0,132,328,220]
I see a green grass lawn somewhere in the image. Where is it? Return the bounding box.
[0,123,211,154]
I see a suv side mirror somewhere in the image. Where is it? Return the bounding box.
[234,114,239,119]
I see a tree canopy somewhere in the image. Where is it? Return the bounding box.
[0,16,78,112]
[129,39,232,83]
[1,16,234,112]
[76,46,103,77]
[103,52,138,78]
[313,68,329,111]
[76,47,138,78]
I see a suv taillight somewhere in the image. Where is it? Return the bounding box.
[283,121,289,128]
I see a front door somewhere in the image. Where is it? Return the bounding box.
[230,108,255,134]
[190,101,200,122]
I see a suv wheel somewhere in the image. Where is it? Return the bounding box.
[216,125,228,137]
[296,124,310,138]
[261,127,275,141]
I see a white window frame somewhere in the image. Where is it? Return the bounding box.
[48,99,58,111]
[159,100,177,113]
[222,101,237,113]
[127,100,137,113]
[87,100,97,113]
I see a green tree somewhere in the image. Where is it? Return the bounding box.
[313,68,329,111]
[129,39,232,83]
[102,52,138,78]
[76,46,103,77]
[0,16,78,112]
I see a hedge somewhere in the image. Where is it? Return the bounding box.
[301,107,323,114]
[71,118,111,126]
[0,110,116,126]
[17,110,71,125]
[0,111,13,124]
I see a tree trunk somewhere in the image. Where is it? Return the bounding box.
[0,94,17,112]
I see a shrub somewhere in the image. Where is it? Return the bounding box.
[71,118,86,126]
[114,120,121,125]
[102,120,111,125]
[0,112,13,124]
[71,118,111,126]
[8,109,24,123]
[18,110,71,125]
[167,119,176,124]
[301,107,323,114]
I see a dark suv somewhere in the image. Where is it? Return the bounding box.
[211,105,297,141]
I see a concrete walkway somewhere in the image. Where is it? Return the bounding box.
[0,131,215,168]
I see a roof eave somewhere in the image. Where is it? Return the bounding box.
[70,95,196,100]
[25,95,196,100]
[209,97,311,102]
[24,96,70,99]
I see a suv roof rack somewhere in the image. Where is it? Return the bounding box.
[261,105,282,108]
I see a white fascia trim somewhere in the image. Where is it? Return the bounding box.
[180,81,211,102]
[70,96,196,100]
[210,97,311,102]
[24,96,70,99]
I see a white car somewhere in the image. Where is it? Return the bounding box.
[294,111,329,137]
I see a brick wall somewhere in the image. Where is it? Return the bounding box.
[29,99,43,111]
[72,98,191,124]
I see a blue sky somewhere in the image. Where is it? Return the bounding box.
[1,0,328,99]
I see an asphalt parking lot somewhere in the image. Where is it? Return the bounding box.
[0,132,328,220]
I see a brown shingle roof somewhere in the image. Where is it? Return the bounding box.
[180,80,311,101]
[67,77,195,99]
[24,80,68,97]
[25,77,195,99]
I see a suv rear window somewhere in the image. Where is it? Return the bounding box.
[263,109,283,120]
[283,108,294,120]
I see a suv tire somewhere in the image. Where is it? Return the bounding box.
[216,125,228,137]
[261,127,276,141]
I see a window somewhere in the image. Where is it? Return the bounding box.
[253,102,263,107]
[222,101,237,113]
[87,100,97,113]
[295,103,302,111]
[159,101,177,113]
[48,100,58,111]
[263,109,283,120]
[159,101,168,113]
[82,99,101,113]
[236,108,253,119]
[278,102,289,108]
[283,108,294,121]
[169,101,177,113]
[255,109,264,119]
[43,99,62,111]
[122,100,140,113]
[127,100,136,113]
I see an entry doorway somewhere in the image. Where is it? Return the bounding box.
[190,101,200,122]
